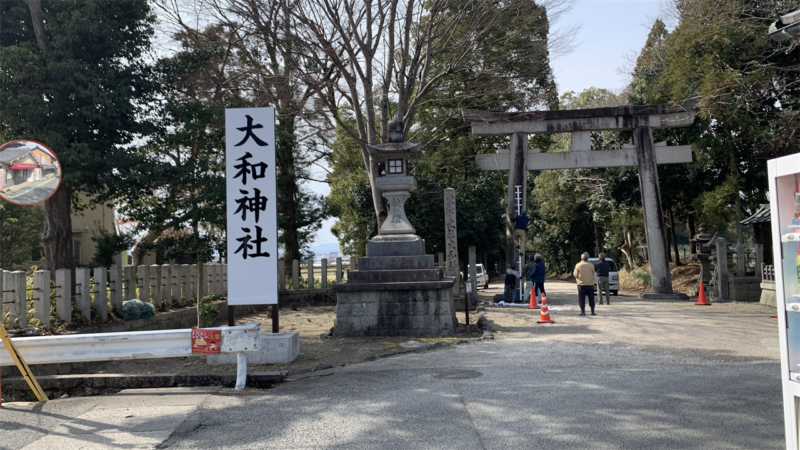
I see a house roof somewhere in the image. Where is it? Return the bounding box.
[0,147,33,164]
[741,204,770,225]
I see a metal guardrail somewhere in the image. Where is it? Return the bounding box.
[0,323,260,390]
[0,329,193,366]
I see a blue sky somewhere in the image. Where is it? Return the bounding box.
[308,0,663,250]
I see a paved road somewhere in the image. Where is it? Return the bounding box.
[3,178,59,204]
[0,283,785,449]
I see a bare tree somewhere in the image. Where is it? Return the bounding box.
[290,0,575,223]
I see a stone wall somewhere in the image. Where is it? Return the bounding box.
[727,276,762,302]
[334,288,456,337]
[760,280,777,307]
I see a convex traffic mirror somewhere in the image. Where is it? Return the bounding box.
[0,140,62,206]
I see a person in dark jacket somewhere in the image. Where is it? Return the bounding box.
[531,254,546,305]
[501,263,520,303]
[595,253,611,305]
[509,210,529,248]
[521,254,536,301]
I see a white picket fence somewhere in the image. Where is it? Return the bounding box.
[1,257,354,330]
[1,262,228,329]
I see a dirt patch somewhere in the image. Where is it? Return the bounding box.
[619,261,700,295]
[68,305,483,376]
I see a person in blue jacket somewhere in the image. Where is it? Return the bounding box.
[501,262,521,304]
[531,253,546,305]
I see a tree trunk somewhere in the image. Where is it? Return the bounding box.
[132,228,161,266]
[42,183,73,277]
[593,219,603,256]
[276,116,301,264]
[728,131,744,246]
[669,208,682,266]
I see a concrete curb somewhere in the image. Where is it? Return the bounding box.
[1,371,286,402]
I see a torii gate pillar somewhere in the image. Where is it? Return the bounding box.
[506,133,527,266]
[465,102,697,298]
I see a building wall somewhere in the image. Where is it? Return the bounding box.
[70,193,117,267]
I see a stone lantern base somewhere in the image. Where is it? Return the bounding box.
[332,235,456,337]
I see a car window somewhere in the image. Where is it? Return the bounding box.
[476,267,483,274]
[608,261,618,271]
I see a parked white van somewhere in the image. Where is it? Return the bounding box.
[463,264,489,289]
[588,257,620,295]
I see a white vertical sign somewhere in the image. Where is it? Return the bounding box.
[225,108,278,305]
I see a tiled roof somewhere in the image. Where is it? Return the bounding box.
[741,204,770,225]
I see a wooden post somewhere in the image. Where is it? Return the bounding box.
[306,259,314,289]
[109,264,123,311]
[75,267,91,323]
[180,264,190,303]
[138,265,150,304]
[278,260,286,290]
[93,267,108,322]
[292,260,299,290]
[469,246,478,306]
[222,264,228,296]
[33,270,50,329]
[189,264,197,302]
[124,265,136,300]
[737,244,746,278]
[171,264,180,304]
[336,257,342,284]
[756,244,764,277]
[321,258,328,289]
[55,268,71,324]
[150,265,161,308]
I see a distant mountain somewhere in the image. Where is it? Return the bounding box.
[309,242,340,254]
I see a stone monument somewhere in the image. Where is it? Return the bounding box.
[332,118,457,337]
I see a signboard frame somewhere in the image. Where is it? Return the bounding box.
[225,107,279,306]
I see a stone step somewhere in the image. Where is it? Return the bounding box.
[357,255,434,271]
[348,268,442,284]
[367,235,425,256]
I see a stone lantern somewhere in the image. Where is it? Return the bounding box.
[367,118,421,236]
[331,117,457,338]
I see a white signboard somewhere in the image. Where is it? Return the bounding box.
[225,108,278,305]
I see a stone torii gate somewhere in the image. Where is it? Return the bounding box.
[463,102,697,297]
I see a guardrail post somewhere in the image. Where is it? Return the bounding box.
[109,264,123,311]
[33,270,50,329]
[179,264,188,304]
[124,265,136,300]
[94,266,108,322]
[321,258,328,289]
[76,267,91,323]
[138,265,150,304]
[55,268,71,324]
[292,260,299,290]
[306,259,314,289]
[336,257,342,284]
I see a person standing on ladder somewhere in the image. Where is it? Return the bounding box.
[509,210,529,256]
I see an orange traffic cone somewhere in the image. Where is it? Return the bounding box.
[528,286,539,309]
[541,292,546,307]
[695,281,711,306]
[537,298,555,323]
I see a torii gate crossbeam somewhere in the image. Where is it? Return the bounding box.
[464,102,697,297]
